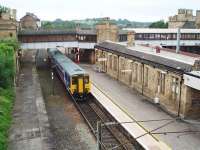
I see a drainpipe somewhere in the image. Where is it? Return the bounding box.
[176,28,181,53]
[177,77,183,117]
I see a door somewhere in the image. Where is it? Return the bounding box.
[78,77,84,93]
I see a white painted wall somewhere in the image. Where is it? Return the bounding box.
[184,74,200,90]
[135,40,200,47]
[20,41,96,49]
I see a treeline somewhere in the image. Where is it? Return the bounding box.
[41,18,152,29]
[41,18,169,30]
[149,20,168,28]
[0,38,19,149]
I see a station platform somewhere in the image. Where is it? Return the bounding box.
[8,51,53,150]
[82,64,200,150]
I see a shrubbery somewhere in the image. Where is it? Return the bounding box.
[0,38,19,149]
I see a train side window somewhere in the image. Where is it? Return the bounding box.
[72,76,77,84]
[84,76,89,84]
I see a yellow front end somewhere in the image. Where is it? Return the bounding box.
[78,78,84,93]
[69,75,90,96]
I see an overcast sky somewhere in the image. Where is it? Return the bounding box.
[1,0,200,22]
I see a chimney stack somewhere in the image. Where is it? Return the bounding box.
[127,31,135,47]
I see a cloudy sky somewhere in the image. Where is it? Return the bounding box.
[1,0,200,22]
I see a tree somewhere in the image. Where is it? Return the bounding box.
[149,20,168,28]
[0,5,9,16]
[0,38,19,88]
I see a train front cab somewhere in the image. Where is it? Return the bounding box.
[70,74,90,100]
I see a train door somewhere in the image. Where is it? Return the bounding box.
[65,73,69,87]
[78,76,84,93]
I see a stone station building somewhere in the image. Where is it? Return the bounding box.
[94,36,200,118]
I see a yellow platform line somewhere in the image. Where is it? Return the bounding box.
[91,81,171,149]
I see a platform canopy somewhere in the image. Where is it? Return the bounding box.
[184,71,200,90]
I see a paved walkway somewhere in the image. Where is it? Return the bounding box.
[8,51,53,150]
[82,64,200,150]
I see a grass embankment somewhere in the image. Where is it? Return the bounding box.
[0,38,19,150]
[0,88,14,150]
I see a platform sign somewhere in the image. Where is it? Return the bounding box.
[184,74,200,90]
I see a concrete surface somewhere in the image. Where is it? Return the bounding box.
[8,51,53,150]
[82,64,200,150]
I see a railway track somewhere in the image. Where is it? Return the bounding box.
[72,94,135,150]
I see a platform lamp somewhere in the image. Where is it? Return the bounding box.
[51,69,54,95]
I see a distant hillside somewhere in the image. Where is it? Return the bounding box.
[41,18,152,29]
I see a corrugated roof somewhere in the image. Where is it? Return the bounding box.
[119,30,128,35]
[18,29,97,36]
[95,41,194,72]
[123,28,200,33]
[77,29,96,35]
[182,21,196,29]
[18,29,76,35]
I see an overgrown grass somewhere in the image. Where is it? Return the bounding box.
[0,88,14,150]
[0,37,18,150]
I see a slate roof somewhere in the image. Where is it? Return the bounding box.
[18,29,77,35]
[18,29,97,36]
[95,41,194,73]
[182,21,196,29]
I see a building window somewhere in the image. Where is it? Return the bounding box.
[139,65,142,83]
[157,71,165,95]
[144,67,149,87]
[149,34,155,40]
[196,34,200,40]
[171,76,179,100]
[134,63,138,82]
[155,34,160,39]
[109,55,112,69]
[113,56,118,71]
[9,33,13,37]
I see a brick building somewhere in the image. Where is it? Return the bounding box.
[94,33,200,118]
[0,8,17,38]
[20,12,41,30]
[168,9,200,29]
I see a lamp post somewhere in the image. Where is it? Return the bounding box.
[51,70,54,95]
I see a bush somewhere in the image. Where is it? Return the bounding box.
[0,38,18,88]
[0,38,18,149]
[0,88,14,149]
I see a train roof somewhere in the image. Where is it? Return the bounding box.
[48,48,88,76]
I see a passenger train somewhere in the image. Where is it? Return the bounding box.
[47,48,90,100]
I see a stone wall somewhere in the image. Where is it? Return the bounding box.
[95,48,200,118]
[96,20,118,43]
[168,9,200,29]
[0,19,17,39]
[20,15,38,29]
